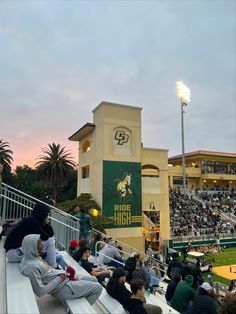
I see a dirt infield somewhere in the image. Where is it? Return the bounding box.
[213,265,236,280]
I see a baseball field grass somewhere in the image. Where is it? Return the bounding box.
[202,247,236,286]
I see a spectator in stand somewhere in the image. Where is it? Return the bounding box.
[72,238,89,262]
[190,282,218,314]
[79,247,111,284]
[106,267,131,304]
[75,207,93,240]
[20,234,102,306]
[181,260,202,290]
[149,266,161,288]
[4,202,64,269]
[167,253,182,279]
[132,260,151,291]
[171,274,195,314]
[107,269,162,314]
[125,252,141,283]
[97,240,123,267]
[68,239,79,256]
[123,278,162,314]
[165,273,181,305]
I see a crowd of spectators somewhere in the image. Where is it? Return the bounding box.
[197,191,236,218]
[169,188,236,237]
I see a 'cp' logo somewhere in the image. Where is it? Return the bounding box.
[114,130,129,145]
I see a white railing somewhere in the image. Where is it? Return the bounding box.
[0,183,80,249]
[0,183,168,276]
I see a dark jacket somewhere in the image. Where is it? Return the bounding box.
[190,287,218,314]
[167,259,182,278]
[123,298,147,314]
[4,203,53,252]
[106,281,131,305]
[72,248,83,262]
[125,256,137,283]
[165,280,178,302]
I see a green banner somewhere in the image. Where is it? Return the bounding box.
[102,160,142,228]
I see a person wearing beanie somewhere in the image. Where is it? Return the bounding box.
[4,202,62,268]
[106,267,131,305]
[190,282,218,314]
[171,274,195,313]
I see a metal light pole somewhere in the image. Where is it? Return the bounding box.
[176,81,191,195]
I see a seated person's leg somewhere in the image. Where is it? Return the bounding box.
[56,252,65,269]
[56,280,102,305]
[43,237,57,268]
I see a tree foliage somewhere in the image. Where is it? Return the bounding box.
[0,139,13,180]
[57,193,106,233]
[35,143,75,201]
[12,165,49,199]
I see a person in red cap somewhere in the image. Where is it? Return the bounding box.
[68,240,79,256]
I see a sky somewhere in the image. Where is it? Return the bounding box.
[0,0,235,169]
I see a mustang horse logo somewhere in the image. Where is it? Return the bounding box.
[117,174,132,200]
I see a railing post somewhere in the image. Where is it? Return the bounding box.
[1,186,7,222]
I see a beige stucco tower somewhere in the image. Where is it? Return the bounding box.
[69,101,170,251]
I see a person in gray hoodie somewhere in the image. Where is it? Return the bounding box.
[20,234,102,306]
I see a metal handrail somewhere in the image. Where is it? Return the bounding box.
[1,183,77,219]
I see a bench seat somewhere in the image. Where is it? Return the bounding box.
[6,261,39,314]
[60,251,127,313]
[66,297,97,314]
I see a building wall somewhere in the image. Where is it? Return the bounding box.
[141,148,170,242]
[73,102,171,252]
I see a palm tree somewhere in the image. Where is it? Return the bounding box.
[35,143,76,201]
[0,139,13,169]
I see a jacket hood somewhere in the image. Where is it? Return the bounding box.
[32,202,50,222]
[22,234,40,260]
[184,275,194,285]
[20,234,41,276]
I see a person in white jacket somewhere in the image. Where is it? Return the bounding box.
[20,234,102,306]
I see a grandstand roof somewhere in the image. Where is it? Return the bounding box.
[169,150,236,162]
[68,122,95,141]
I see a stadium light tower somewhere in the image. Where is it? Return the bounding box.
[176,81,191,195]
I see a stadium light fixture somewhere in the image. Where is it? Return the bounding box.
[176,81,191,195]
